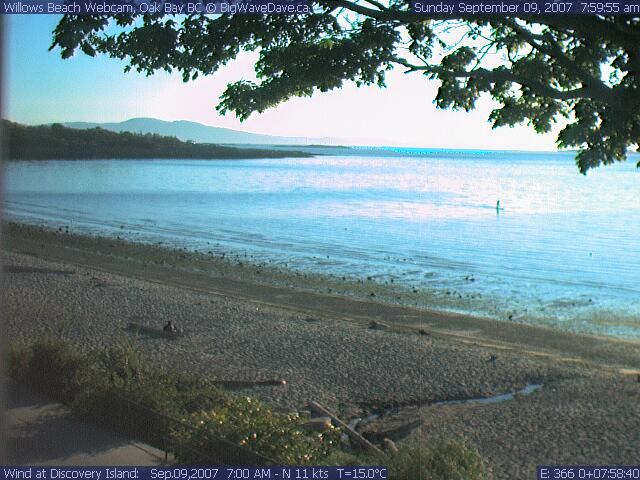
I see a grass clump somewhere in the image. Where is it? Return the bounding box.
[319,438,490,480]
[8,338,93,403]
[387,439,491,480]
[76,341,228,418]
[175,400,338,465]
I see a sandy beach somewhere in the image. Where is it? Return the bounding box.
[3,222,640,479]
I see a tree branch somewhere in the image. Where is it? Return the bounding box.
[396,59,597,101]
[501,18,612,98]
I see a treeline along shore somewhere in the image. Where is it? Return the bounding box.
[2,120,314,160]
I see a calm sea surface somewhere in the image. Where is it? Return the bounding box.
[5,148,640,338]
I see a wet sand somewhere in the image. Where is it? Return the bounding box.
[3,222,640,479]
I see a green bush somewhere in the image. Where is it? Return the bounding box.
[83,342,231,416]
[319,439,491,480]
[73,343,237,448]
[173,398,339,465]
[8,338,92,403]
[387,438,490,480]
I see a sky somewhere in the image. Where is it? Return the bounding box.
[5,15,561,149]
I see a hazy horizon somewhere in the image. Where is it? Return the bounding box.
[5,116,570,152]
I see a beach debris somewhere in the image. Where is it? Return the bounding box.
[418,328,430,336]
[488,354,498,364]
[211,379,286,388]
[126,321,184,339]
[363,419,423,444]
[382,438,399,454]
[3,265,75,275]
[308,401,384,456]
[368,320,388,330]
[303,417,333,432]
[163,320,179,335]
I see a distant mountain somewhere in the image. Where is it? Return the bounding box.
[64,118,337,146]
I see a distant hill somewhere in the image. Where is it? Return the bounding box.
[64,118,337,146]
[3,120,313,160]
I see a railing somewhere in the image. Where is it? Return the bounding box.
[98,390,278,465]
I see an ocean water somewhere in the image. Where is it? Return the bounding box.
[4,148,640,338]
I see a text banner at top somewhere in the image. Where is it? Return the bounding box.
[2,0,640,14]
[0,0,310,13]
[411,0,640,14]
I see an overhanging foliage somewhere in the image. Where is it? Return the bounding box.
[51,3,640,172]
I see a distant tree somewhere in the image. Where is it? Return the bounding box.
[51,4,640,173]
[2,120,311,160]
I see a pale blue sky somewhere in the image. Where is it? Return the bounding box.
[6,15,560,149]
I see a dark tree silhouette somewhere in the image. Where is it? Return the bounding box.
[3,121,311,160]
[51,3,640,172]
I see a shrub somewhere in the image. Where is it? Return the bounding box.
[8,338,92,403]
[85,343,231,417]
[387,438,490,480]
[173,399,339,465]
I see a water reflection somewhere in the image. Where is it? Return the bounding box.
[4,151,640,337]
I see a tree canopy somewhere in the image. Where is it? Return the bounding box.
[51,3,640,172]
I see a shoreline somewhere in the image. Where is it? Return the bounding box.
[4,221,640,478]
[4,221,640,372]
[7,156,640,341]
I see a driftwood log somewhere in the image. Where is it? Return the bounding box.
[212,379,287,388]
[362,419,422,443]
[125,322,184,339]
[308,401,384,456]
